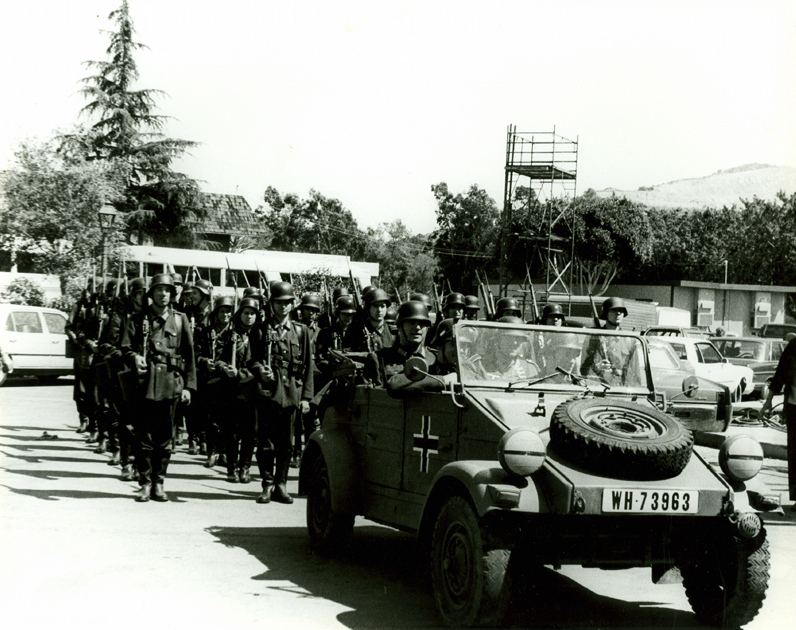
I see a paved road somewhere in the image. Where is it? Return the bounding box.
[1,378,794,630]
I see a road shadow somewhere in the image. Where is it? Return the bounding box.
[0,451,97,465]
[0,484,137,501]
[207,525,706,629]
[0,376,74,387]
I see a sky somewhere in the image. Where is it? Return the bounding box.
[1,0,794,235]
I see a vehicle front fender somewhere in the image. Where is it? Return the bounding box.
[423,460,549,521]
[299,429,361,515]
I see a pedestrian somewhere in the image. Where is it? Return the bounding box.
[250,282,314,504]
[121,273,196,502]
[759,335,796,510]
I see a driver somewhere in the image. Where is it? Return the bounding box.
[480,316,539,381]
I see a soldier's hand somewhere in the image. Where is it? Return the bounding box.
[134,355,147,375]
[85,340,98,354]
[300,400,310,414]
[259,365,274,382]
[758,399,772,420]
[598,359,612,374]
[223,365,238,378]
[181,389,191,405]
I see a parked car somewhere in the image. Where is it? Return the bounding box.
[643,326,713,340]
[757,323,796,339]
[647,339,732,432]
[711,336,787,400]
[300,321,770,628]
[0,304,73,385]
[656,337,754,401]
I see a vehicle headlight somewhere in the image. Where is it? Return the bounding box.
[498,428,546,477]
[718,435,764,481]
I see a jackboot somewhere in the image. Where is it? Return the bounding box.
[204,453,219,468]
[188,438,199,455]
[77,418,88,434]
[151,482,168,502]
[227,469,240,483]
[238,467,251,484]
[199,441,208,455]
[94,438,108,454]
[271,455,293,504]
[86,431,99,444]
[120,464,135,481]
[256,483,273,504]
[135,483,152,502]
[107,450,121,466]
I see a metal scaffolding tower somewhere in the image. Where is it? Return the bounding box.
[498,125,579,300]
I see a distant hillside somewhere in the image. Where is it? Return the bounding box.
[594,164,796,209]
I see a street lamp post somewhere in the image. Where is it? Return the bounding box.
[98,204,119,287]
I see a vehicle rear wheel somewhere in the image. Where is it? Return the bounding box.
[550,398,694,480]
[680,526,770,628]
[306,454,354,554]
[431,495,510,626]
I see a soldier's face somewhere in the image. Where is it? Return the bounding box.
[240,307,257,328]
[338,312,354,328]
[445,306,464,321]
[152,286,172,307]
[272,299,293,319]
[401,320,427,346]
[190,288,204,304]
[607,309,624,326]
[369,303,387,322]
[216,306,232,325]
[301,308,318,324]
[545,316,563,327]
[131,290,144,311]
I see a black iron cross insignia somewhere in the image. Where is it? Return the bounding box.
[413,415,439,473]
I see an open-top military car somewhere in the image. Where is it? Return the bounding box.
[299,321,770,628]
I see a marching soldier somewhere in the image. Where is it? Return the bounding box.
[250,282,314,504]
[184,279,214,454]
[294,293,323,465]
[121,274,196,502]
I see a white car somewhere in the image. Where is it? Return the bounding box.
[657,337,754,401]
[0,304,73,386]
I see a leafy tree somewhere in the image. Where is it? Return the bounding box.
[431,183,499,292]
[0,136,126,290]
[70,0,200,244]
[0,277,46,306]
[370,220,437,298]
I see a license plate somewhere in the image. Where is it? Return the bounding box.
[602,489,699,514]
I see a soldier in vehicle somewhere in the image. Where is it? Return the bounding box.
[183,278,214,454]
[344,287,394,353]
[480,316,539,381]
[372,300,439,391]
[463,295,480,320]
[442,293,466,322]
[409,292,437,327]
[199,296,235,468]
[539,332,583,379]
[215,297,259,484]
[430,318,458,377]
[121,274,196,502]
[250,282,314,505]
[580,298,639,386]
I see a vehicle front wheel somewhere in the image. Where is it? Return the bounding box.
[306,454,354,554]
[679,526,770,628]
[431,495,510,626]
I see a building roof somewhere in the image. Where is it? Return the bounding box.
[677,280,796,293]
[190,193,265,237]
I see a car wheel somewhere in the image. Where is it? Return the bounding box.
[306,454,354,554]
[431,495,510,627]
[680,526,770,628]
[550,398,694,480]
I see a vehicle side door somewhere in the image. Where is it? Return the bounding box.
[4,309,50,369]
[42,311,70,369]
[694,342,726,382]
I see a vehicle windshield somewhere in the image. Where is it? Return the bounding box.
[714,339,766,361]
[455,322,648,390]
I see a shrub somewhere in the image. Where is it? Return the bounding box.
[0,277,47,306]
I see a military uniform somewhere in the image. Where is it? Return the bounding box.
[121,301,196,499]
[343,318,394,353]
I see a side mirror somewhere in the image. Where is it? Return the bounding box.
[404,356,430,382]
[682,375,699,398]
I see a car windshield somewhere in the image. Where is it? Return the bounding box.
[455,322,648,390]
[648,342,680,369]
[715,339,766,361]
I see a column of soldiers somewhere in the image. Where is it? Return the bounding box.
[66,273,496,503]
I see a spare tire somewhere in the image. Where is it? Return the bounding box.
[550,398,694,480]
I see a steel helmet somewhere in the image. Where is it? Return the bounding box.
[409,292,434,310]
[192,279,213,298]
[464,295,480,311]
[542,303,565,320]
[105,279,118,294]
[236,297,262,320]
[299,293,321,311]
[270,281,295,302]
[601,297,628,319]
[444,293,466,309]
[148,273,176,296]
[385,304,398,323]
[172,273,184,286]
[364,288,390,308]
[496,297,521,317]
[129,277,147,295]
[361,285,375,299]
[332,287,350,302]
[497,315,527,336]
[559,333,582,351]
[243,286,263,300]
[396,300,431,326]
[212,295,234,312]
[335,295,357,314]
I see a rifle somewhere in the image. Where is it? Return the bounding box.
[526,264,539,323]
[226,257,239,370]
[588,293,603,329]
[348,268,374,353]
[433,283,443,318]
[476,270,495,320]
